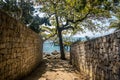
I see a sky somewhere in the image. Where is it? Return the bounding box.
[64,16,116,38]
[72,28,115,37]
[34,5,117,38]
[72,18,116,38]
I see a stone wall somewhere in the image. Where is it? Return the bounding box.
[70,31,120,80]
[0,11,43,80]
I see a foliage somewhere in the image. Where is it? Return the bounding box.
[40,26,56,41]
[0,0,51,34]
[85,36,90,40]
[0,0,34,21]
[109,5,120,30]
[1,0,120,59]
[29,15,51,33]
[38,0,120,59]
[39,0,119,34]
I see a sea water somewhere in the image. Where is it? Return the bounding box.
[43,41,60,54]
[43,41,70,54]
[43,37,86,54]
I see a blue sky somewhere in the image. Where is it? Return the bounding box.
[72,28,115,37]
[34,5,117,38]
[72,19,116,38]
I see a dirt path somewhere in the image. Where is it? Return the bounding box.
[23,58,88,80]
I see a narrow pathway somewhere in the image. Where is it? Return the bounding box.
[23,58,88,80]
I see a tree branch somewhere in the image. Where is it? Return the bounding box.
[43,32,57,42]
[62,19,69,27]
[67,11,90,23]
[60,25,74,31]
[48,13,55,18]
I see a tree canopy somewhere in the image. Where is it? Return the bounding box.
[0,0,120,59]
[38,0,120,59]
[109,5,120,30]
[0,0,51,34]
[38,0,120,37]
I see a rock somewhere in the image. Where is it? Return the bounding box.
[44,54,52,59]
[73,77,79,80]
[51,50,59,55]
[45,54,51,57]
[54,78,63,80]
[47,56,52,59]
[39,78,46,80]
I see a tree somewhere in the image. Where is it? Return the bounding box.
[0,0,51,33]
[0,0,58,42]
[40,25,56,41]
[1,0,119,59]
[0,0,34,21]
[29,15,51,33]
[39,0,119,59]
[109,4,120,30]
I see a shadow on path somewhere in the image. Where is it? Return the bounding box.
[22,59,48,80]
[22,58,88,80]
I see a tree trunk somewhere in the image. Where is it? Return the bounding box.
[55,14,66,60]
[58,30,66,60]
